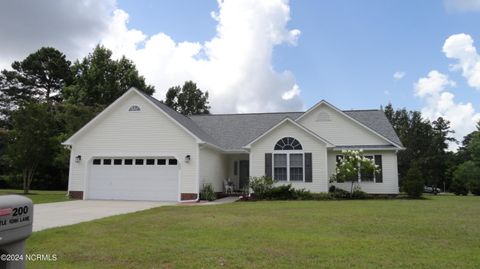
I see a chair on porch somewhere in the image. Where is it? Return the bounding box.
[224,178,234,194]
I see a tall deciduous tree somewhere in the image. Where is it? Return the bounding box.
[7,103,56,193]
[164,81,210,115]
[63,45,154,107]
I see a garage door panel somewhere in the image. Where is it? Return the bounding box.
[88,158,179,201]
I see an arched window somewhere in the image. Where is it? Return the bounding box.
[274,137,302,150]
[128,105,141,112]
[273,137,304,182]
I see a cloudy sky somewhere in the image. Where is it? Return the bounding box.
[1,0,480,147]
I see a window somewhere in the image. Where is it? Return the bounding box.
[128,105,141,112]
[274,137,302,150]
[272,137,306,182]
[103,159,112,165]
[146,159,155,165]
[168,159,178,165]
[274,154,287,181]
[135,159,144,165]
[289,154,303,181]
[157,159,166,165]
[93,159,101,165]
[336,154,382,183]
[233,161,238,176]
[124,159,133,165]
[114,159,122,165]
[360,156,374,182]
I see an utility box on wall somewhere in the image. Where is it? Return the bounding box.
[0,195,33,269]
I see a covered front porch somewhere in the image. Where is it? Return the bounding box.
[223,153,250,192]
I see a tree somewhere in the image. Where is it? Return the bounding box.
[403,162,424,198]
[0,47,72,105]
[63,45,154,107]
[164,81,210,115]
[330,150,379,194]
[6,103,56,193]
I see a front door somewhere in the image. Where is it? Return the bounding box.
[239,160,249,189]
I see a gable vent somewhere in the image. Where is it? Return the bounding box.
[128,105,141,112]
[316,111,330,122]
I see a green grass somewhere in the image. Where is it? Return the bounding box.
[0,189,69,204]
[26,195,480,268]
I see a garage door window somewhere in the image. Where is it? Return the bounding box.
[93,159,101,165]
[135,159,144,165]
[157,159,166,165]
[103,159,112,165]
[146,159,155,165]
[124,159,133,165]
[114,159,122,165]
[169,159,178,165]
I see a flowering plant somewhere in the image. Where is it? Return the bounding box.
[330,150,380,193]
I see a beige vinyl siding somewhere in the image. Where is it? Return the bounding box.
[298,104,389,146]
[68,92,199,195]
[199,146,228,192]
[250,121,328,192]
[327,150,399,194]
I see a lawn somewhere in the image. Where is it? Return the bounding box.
[26,195,480,268]
[0,189,69,204]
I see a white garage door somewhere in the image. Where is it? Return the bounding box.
[87,157,179,201]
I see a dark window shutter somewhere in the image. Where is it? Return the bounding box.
[374,155,383,183]
[305,153,312,182]
[265,153,272,178]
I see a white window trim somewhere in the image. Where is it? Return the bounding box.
[337,154,378,183]
[273,151,305,182]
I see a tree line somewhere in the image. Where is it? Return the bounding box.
[0,46,209,193]
[384,104,480,196]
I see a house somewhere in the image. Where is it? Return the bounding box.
[63,88,404,202]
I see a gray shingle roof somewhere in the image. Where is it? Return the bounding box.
[189,112,304,151]
[142,92,402,151]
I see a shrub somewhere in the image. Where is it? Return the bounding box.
[249,176,275,199]
[403,163,424,198]
[200,183,216,201]
[450,179,469,195]
[311,192,334,200]
[294,188,313,200]
[265,184,296,200]
[470,180,480,196]
[328,185,336,193]
[331,188,351,199]
[351,185,367,199]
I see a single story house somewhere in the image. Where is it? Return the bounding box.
[63,88,404,201]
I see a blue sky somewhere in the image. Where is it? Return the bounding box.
[117,0,480,111]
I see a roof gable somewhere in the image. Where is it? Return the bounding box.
[63,88,211,145]
[296,100,403,148]
[243,118,334,148]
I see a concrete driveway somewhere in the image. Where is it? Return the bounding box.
[33,200,174,232]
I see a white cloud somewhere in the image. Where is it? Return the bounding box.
[282,84,301,100]
[0,0,116,69]
[414,70,480,149]
[444,0,480,12]
[443,33,480,89]
[393,71,405,80]
[101,0,304,113]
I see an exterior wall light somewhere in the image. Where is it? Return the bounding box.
[75,155,82,163]
[185,155,191,163]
